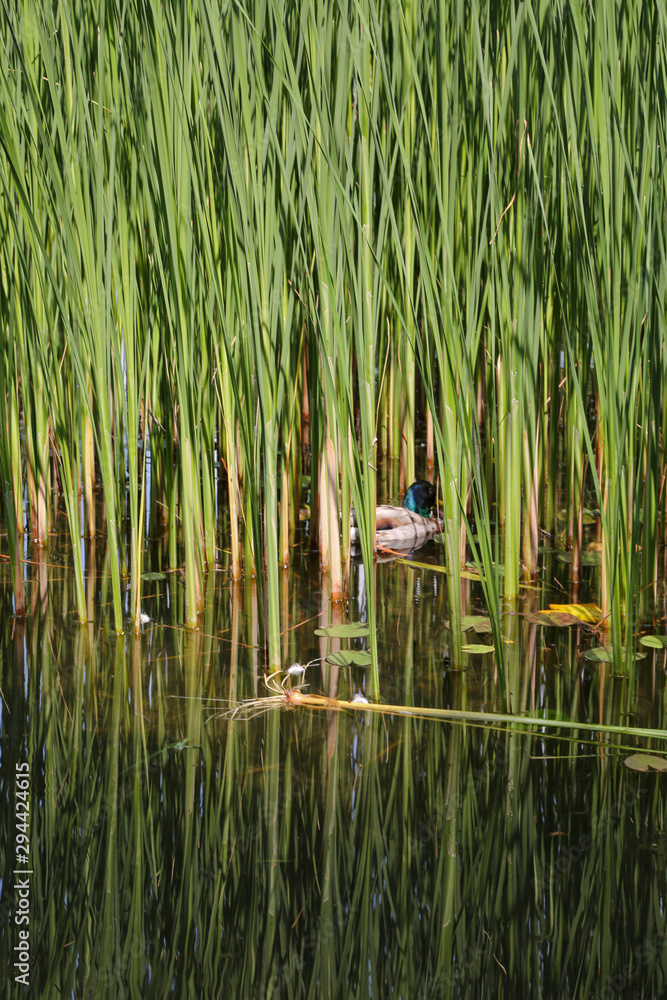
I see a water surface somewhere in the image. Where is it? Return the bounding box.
[2,523,667,998]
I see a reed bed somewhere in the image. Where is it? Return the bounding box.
[0,0,666,672]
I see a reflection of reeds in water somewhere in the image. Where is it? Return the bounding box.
[0,0,666,672]
[4,568,667,997]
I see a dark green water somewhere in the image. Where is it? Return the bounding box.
[2,521,667,998]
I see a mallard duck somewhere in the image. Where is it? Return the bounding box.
[350,480,443,554]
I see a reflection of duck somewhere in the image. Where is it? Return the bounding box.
[350,481,443,554]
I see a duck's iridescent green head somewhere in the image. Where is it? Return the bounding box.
[402,480,436,517]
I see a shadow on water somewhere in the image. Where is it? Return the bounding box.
[2,527,667,998]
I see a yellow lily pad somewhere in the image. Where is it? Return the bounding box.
[546,603,602,624]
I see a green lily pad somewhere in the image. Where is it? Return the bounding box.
[584,646,646,664]
[141,571,167,581]
[462,644,494,655]
[557,547,602,566]
[625,753,667,772]
[461,616,492,633]
[583,647,614,662]
[640,635,667,649]
[315,623,370,639]
[444,616,492,632]
[326,650,372,667]
[584,647,645,664]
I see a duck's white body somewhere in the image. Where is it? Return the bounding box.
[350,505,443,554]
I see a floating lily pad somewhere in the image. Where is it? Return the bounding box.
[524,604,602,626]
[315,623,370,638]
[548,603,602,624]
[326,650,372,667]
[640,635,667,649]
[462,616,492,633]
[585,646,646,664]
[446,616,492,632]
[462,643,494,655]
[558,551,603,566]
[624,754,667,772]
[141,571,167,581]
[583,647,614,662]
[524,611,583,627]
